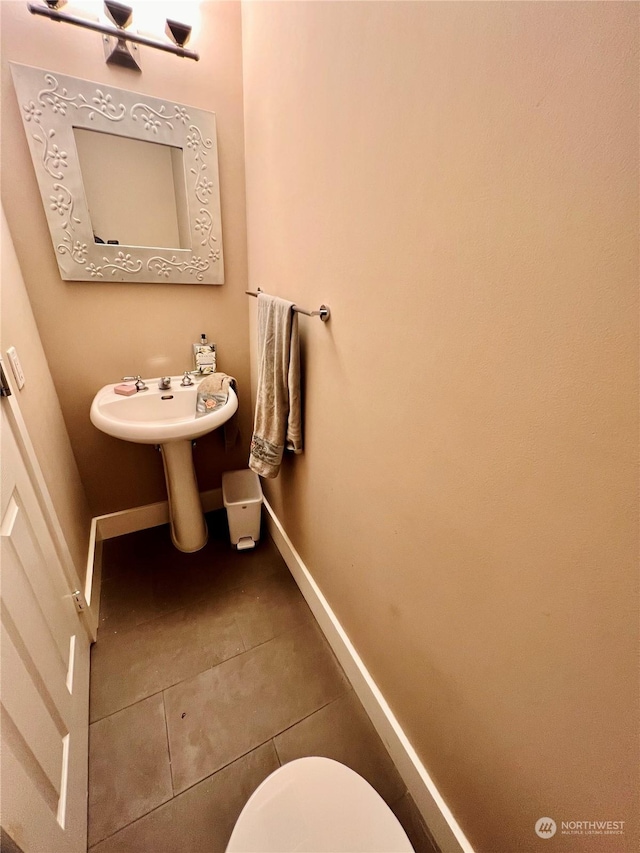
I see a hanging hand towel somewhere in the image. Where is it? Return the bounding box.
[249,293,302,478]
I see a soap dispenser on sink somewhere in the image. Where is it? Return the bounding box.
[193,333,216,374]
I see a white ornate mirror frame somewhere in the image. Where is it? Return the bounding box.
[10,63,224,284]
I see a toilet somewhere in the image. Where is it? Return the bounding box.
[226,756,415,852]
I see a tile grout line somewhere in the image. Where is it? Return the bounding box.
[161,689,177,798]
[170,689,353,799]
[89,690,407,852]
[92,616,341,725]
[272,737,283,767]
[89,638,249,725]
[270,689,353,743]
[90,687,167,727]
[231,613,315,656]
[88,738,282,850]
[172,737,281,799]
[231,605,249,653]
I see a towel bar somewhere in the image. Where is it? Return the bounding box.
[246,289,330,322]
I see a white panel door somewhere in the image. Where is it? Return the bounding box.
[1,402,90,853]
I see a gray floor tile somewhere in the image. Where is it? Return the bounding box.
[148,533,287,613]
[90,594,244,722]
[164,621,350,793]
[97,572,160,637]
[89,742,280,853]
[88,694,173,847]
[231,569,313,650]
[100,526,162,583]
[99,515,287,639]
[91,520,439,851]
[274,689,406,806]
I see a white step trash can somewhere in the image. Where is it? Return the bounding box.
[222,469,263,550]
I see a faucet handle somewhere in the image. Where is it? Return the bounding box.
[180,371,194,386]
[122,375,147,391]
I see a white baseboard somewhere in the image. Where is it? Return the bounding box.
[262,497,475,853]
[84,517,103,617]
[84,488,223,626]
[93,488,223,541]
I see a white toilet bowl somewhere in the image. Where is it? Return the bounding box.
[226,756,415,852]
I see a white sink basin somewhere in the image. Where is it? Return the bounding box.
[90,376,238,445]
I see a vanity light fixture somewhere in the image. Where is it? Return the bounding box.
[103,1,141,71]
[27,1,199,65]
[165,19,192,50]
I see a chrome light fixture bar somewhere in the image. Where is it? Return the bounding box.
[28,1,199,63]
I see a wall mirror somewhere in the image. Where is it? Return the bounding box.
[11,63,223,284]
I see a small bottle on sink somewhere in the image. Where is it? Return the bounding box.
[193,333,216,374]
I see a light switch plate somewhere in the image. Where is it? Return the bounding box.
[7,347,25,390]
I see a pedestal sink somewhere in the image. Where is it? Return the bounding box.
[90,376,238,553]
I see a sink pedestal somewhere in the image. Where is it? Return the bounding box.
[160,440,207,552]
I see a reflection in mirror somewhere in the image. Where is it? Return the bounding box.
[73,128,189,249]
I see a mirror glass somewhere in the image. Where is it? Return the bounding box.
[73,128,189,249]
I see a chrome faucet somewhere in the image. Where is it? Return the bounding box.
[158,376,171,390]
[122,375,148,391]
[180,371,194,386]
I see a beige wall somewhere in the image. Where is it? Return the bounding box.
[242,3,639,851]
[1,0,250,515]
[1,207,92,583]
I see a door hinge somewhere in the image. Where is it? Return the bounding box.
[0,362,12,397]
[71,589,87,612]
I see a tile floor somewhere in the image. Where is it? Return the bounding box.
[88,511,438,852]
